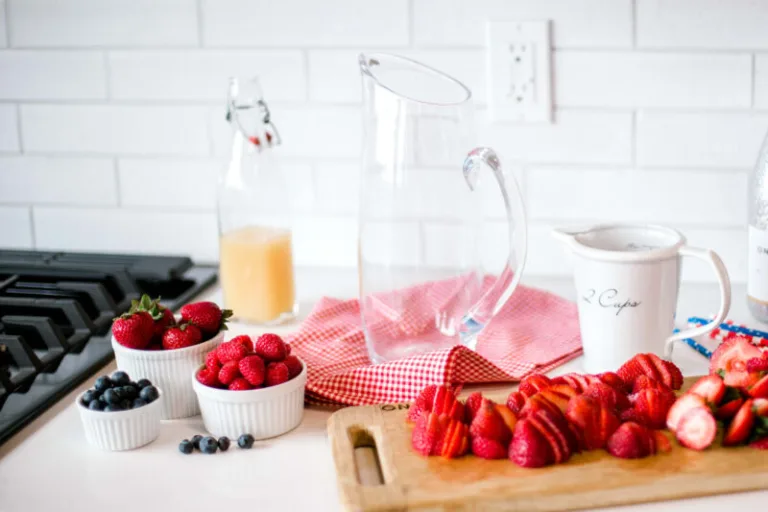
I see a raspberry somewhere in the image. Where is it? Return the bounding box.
[283,355,302,379]
[239,355,266,386]
[205,351,221,372]
[255,333,287,362]
[747,355,768,374]
[217,341,248,364]
[196,367,221,388]
[218,361,241,385]
[228,378,253,391]
[230,335,254,352]
[266,362,289,386]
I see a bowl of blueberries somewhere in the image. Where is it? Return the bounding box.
[77,370,163,451]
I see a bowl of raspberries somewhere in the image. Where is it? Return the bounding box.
[77,371,163,451]
[111,295,230,419]
[192,333,306,440]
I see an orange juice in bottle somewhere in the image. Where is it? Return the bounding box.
[219,226,296,324]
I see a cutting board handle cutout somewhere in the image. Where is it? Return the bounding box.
[348,426,385,486]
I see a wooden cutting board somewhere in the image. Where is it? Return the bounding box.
[328,377,768,511]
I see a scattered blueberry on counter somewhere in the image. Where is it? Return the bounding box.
[218,437,230,451]
[200,437,218,454]
[177,434,254,454]
[191,435,203,450]
[238,434,255,449]
[179,440,194,454]
[80,372,159,412]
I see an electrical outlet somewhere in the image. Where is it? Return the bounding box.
[486,20,552,123]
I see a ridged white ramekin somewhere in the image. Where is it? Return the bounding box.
[111,331,224,419]
[77,389,163,451]
[192,359,306,440]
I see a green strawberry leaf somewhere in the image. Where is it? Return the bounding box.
[722,385,742,403]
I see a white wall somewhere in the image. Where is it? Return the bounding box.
[0,0,762,282]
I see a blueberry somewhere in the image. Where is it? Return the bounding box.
[179,440,194,454]
[139,385,159,403]
[104,404,123,412]
[88,400,104,411]
[82,389,99,405]
[132,398,147,409]
[191,435,203,450]
[217,437,230,451]
[110,371,130,386]
[99,394,108,404]
[199,436,218,454]
[120,399,132,410]
[119,385,138,400]
[237,434,255,449]
[94,376,112,392]
[102,388,121,405]
[136,379,152,389]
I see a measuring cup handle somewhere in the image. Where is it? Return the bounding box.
[664,245,731,358]
[460,147,527,332]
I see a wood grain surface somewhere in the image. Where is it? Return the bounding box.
[328,377,768,511]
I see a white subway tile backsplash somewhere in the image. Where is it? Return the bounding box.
[637,0,768,50]
[293,216,357,266]
[21,105,210,156]
[414,0,632,48]
[109,51,306,101]
[555,52,751,108]
[479,221,568,277]
[33,207,218,261]
[8,0,198,47]
[309,50,486,104]
[0,156,116,205]
[0,104,18,151]
[210,105,362,159]
[479,111,633,165]
[527,168,747,225]
[682,228,747,283]
[201,0,408,47]
[0,1,7,48]
[753,55,768,109]
[359,220,421,266]
[0,51,106,100]
[314,162,359,215]
[0,205,33,248]
[637,112,768,169]
[118,158,220,209]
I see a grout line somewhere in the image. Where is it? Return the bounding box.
[102,51,112,100]
[14,102,23,151]
[630,110,637,166]
[195,0,204,47]
[631,0,637,48]
[303,49,311,101]
[113,158,121,206]
[408,0,415,49]
[752,53,757,108]
[28,206,36,248]
[2,0,9,47]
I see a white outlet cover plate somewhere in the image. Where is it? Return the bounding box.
[486,20,552,124]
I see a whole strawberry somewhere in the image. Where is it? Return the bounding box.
[129,294,176,343]
[256,333,287,362]
[112,311,154,349]
[180,301,232,336]
[162,322,203,350]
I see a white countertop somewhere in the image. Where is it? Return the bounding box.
[0,269,766,512]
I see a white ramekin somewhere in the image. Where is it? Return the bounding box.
[111,331,224,419]
[77,389,163,451]
[192,359,307,440]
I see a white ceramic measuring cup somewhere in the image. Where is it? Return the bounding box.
[553,224,731,373]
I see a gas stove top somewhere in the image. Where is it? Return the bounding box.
[0,250,217,445]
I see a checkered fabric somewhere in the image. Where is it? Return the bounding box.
[286,277,583,406]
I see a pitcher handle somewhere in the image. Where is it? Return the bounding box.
[664,246,731,359]
[460,147,527,335]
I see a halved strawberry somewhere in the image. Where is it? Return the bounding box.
[583,382,631,412]
[597,371,631,393]
[710,338,763,388]
[715,397,744,421]
[407,385,438,423]
[519,374,552,398]
[688,375,727,405]
[723,398,756,446]
[675,407,717,451]
[607,422,656,459]
[666,393,708,432]
[632,375,674,396]
[566,395,619,450]
[749,374,768,399]
[470,399,512,445]
[463,391,485,424]
[628,388,677,429]
[471,436,507,459]
[494,403,518,433]
[510,418,554,468]
[506,391,526,416]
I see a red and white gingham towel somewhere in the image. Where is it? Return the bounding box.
[286,277,583,406]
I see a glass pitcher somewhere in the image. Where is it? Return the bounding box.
[358,53,527,363]
[217,76,297,325]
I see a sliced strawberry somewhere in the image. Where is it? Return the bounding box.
[506,391,526,416]
[520,393,562,419]
[617,359,645,388]
[519,374,552,398]
[710,338,763,388]
[723,398,756,446]
[597,371,631,393]
[440,418,469,458]
[675,407,717,451]
[666,393,708,432]
[566,395,619,450]
[663,360,684,390]
[528,413,568,464]
[411,411,442,456]
[632,375,672,395]
[750,437,768,449]
[753,397,768,417]
[535,385,578,414]
[746,355,768,374]
[629,388,677,429]
[471,436,507,459]
[550,373,600,394]
[715,397,744,421]
[432,386,464,422]
[406,385,438,423]
[463,391,485,424]
[654,431,672,453]
[636,354,663,383]
[688,375,727,405]
[607,422,656,459]
[470,399,512,445]
[749,374,768,399]
[583,382,631,412]
[494,403,518,433]
[510,418,554,468]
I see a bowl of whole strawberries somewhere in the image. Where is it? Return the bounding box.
[192,333,306,440]
[111,295,231,419]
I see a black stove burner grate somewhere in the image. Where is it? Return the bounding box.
[0,250,217,445]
